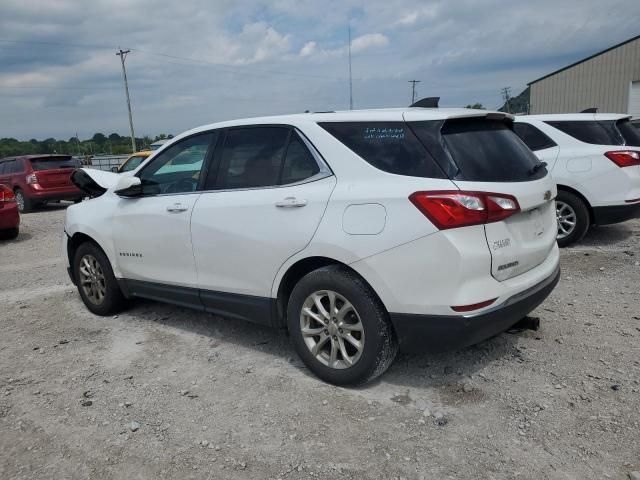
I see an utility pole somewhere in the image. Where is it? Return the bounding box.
[348,25,353,110]
[501,86,512,113]
[409,80,421,104]
[116,49,136,153]
[75,131,81,156]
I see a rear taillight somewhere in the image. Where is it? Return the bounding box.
[409,190,520,229]
[0,186,16,203]
[605,150,640,167]
[26,173,39,185]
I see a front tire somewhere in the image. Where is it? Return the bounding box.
[287,266,398,385]
[556,190,590,247]
[73,242,127,315]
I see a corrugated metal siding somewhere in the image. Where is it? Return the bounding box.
[530,37,640,114]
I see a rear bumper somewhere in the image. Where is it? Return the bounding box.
[389,264,560,353]
[0,204,20,230]
[592,202,640,225]
[27,184,82,202]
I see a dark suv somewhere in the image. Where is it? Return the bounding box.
[0,155,83,212]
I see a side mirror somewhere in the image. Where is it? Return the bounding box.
[114,176,143,197]
[110,166,119,173]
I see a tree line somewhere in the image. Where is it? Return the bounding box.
[0,133,174,158]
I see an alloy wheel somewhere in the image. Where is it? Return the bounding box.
[556,200,577,240]
[15,191,24,212]
[78,254,107,305]
[300,290,364,369]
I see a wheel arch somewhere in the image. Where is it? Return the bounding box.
[66,232,113,283]
[556,184,594,224]
[274,256,384,328]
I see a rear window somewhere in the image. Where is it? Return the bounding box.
[410,119,546,182]
[615,119,640,147]
[545,120,624,145]
[318,122,446,178]
[29,157,81,171]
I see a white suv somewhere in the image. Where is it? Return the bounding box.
[64,108,560,385]
[514,114,640,246]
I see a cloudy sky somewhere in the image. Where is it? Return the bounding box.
[1,0,639,140]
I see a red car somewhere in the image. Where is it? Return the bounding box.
[0,184,20,239]
[0,155,83,212]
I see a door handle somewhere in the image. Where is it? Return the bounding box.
[275,197,307,208]
[166,203,189,213]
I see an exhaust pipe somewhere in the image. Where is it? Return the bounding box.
[507,316,540,333]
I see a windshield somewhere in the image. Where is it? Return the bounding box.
[29,157,81,171]
[121,155,147,172]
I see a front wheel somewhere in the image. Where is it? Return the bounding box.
[287,266,398,385]
[73,242,127,315]
[556,190,590,247]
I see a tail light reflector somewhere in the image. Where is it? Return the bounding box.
[26,173,39,185]
[605,150,640,167]
[409,190,520,229]
[0,185,16,203]
[451,298,497,312]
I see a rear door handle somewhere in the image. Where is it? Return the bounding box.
[166,203,189,213]
[275,197,307,208]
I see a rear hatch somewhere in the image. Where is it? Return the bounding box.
[406,113,557,281]
[28,156,81,188]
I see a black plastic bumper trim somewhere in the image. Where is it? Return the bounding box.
[389,265,561,353]
[592,203,640,226]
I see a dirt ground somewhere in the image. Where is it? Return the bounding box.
[1,205,639,480]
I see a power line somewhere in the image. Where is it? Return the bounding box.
[116,49,136,153]
[0,38,349,82]
[408,80,421,104]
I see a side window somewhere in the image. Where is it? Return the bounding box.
[281,133,320,184]
[0,162,5,175]
[138,132,216,195]
[319,122,446,179]
[4,160,16,174]
[513,123,557,151]
[216,127,290,189]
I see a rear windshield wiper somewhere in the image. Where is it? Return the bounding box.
[528,161,547,176]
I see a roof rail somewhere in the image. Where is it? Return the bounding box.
[410,97,439,108]
[580,107,598,113]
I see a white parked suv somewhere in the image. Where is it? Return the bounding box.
[514,114,640,246]
[64,108,560,385]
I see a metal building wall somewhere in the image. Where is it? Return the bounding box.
[530,37,640,114]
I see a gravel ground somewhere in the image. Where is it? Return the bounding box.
[1,205,639,480]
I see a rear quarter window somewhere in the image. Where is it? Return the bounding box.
[410,118,546,182]
[513,123,557,151]
[318,122,446,178]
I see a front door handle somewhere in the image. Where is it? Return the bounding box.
[166,203,189,213]
[275,197,307,208]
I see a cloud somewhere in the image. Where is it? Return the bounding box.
[299,41,317,57]
[350,33,389,53]
[1,0,640,139]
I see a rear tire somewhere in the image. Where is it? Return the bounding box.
[556,190,590,247]
[0,227,19,240]
[73,242,127,315]
[287,265,398,385]
[14,188,33,213]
